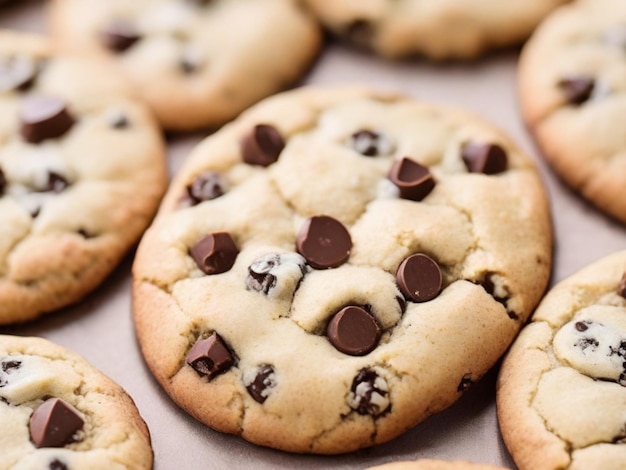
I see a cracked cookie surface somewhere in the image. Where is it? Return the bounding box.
[0,31,167,324]
[519,0,626,224]
[49,0,322,131]
[302,0,568,60]
[132,86,552,454]
[497,251,626,470]
[0,334,152,469]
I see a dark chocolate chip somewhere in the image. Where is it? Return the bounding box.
[348,129,394,157]
[388,157,436,201]
[1,359,21,373]
[396,253,443,303]
[46,172,69,193]
[558,76,595,105]
[461,142,508,175]
[349,368,390,416]
[0,54,38,92]
[20,96,75,144]
[101,20,141,53]
[190,232,239,275]
[296,215,352,269]
[29,398,84,448]
[186,333,235,380]
[246,252,308,295]
[575,321,589,332]
[457,373,474,392]
[0,168,5,196]
[618,272,626,299]
[49,459,68,470]
[245,364,276,403]
[241,124,285,167]
[327,306,381,356]
[186,171,226,205]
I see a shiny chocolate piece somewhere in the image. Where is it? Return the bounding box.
[186,333,234,379]
[396,253,443,303]
[296,215,352,269]
[29,398,84,448]
[49,460,68,470]
[461,142,508,175]
[0,168,5,196]
[558,76,595,105]
[618,272,626,299]
[388,157,436,201]
[186,171,227,205]
[46,172,70,193]
[101,20,141,52]
[327,306,381,356]
[246,252,308,296]
[348,368,390,416]
[348,129,394,157]
[241,124,285,167]
[190,232,239,275]
[20,96,75,144]
[0,54,38,92]
[245,364,276,403]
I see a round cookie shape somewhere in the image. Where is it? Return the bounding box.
[0,334,153,469]
[367,460,510,470]
[302,0,569,60]
[497,251,626,470]
[132,86,552,454]
[518,0,626,224]
[49,0,322,131]
[0,31,167,325]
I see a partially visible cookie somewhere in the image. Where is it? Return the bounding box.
[302,0,569,60]
[0,30,167,324]
[519,0,626,223]
[367,460,509,470]
[0,334,152,469]
[49,0,322,131]
[497,251,626,470]
[133,86,552,454]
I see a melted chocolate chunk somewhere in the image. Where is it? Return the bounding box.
[49,459,68,470]
[388,157,436,201]
[396,253,443,303]
[461,142,508,175]
[348,129,394,157]
[101,20,141,52]
[457,373,474,392]
[241,124,285,167]
[186,333,235,379]
[558,76,595,105]
[20,96,75,144]
[0,54,38,92]
[185,171,227,205]
[327,306,381,356]
[46,172,70,193]
[246,252,308,295]
[296,215,352,269]
[245,364,276,403]
[29,398,84,448]
[618,272,626,299]
[190,232,239,275]
[349,368,390,416]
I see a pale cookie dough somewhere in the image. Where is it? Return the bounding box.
[0,31,167,324]
[302,0,569,60]
[49,0,322,131]
[497,251,626,470]
[519,0,626,224]
[0,334,153,469]
[132,86,552,454]
[367,460,510,470]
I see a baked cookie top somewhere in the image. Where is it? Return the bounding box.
[497,251,626,470]
[132,86,552,454]
[0,334,153,469]
[519,0,626,224]
[367,460,510,470]
[302,0,569,60]
[0,31,167,324]
[49,0,322,131]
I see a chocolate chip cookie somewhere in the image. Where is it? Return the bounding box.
[519,0,626,223]
[367,460,509,470]
[49,0,322,131]
[132,86,552,453]
[302,0,568,60]
[0,334,152,469]
[497,251,626,470]
[0,30,167,324]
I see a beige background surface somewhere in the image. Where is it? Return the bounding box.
[1,1,625,469]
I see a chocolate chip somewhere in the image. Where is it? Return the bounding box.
[186,171,227,205]
[0,359,21,387]
[348,129,394,157]
[0,168,5,196]
[245,364,276,403]
[0,54,38,92]
[20,96,75,144]
[46,172,69,193]
[186,333,235,380]
[101,20,141,52]
[558,76,595,105]
[618,272,626,299]
[327,306,381,356]
[575,321,590,332]
[461,142,508,175]
[296,215,352,269]
[457,373,474,392]
[348,368,390,416]
[576,336,599,351]
[246,252,308,295]
[29,398,84,448]
[49,459,68,470]
[388,157,436,201]
[190,232,239,275]
[241,124,285,167]
[396,253,443,303]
